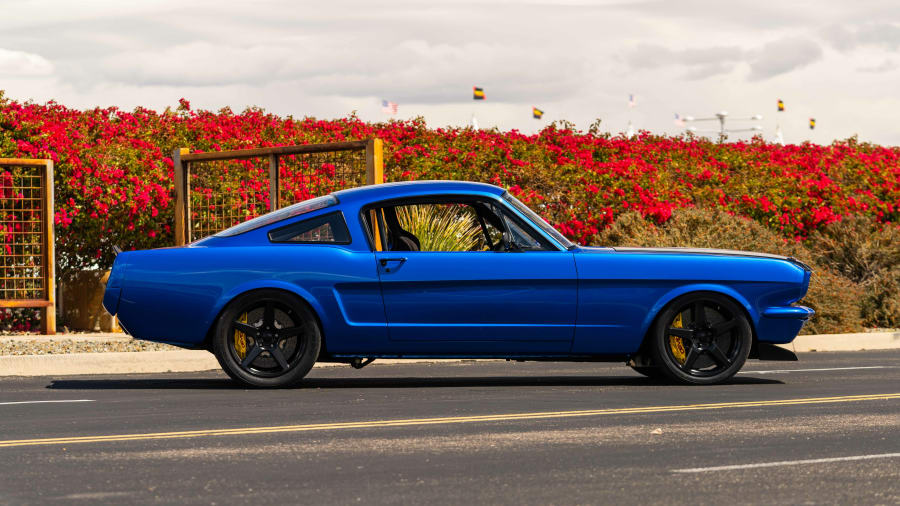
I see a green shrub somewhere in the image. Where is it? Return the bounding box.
[859,267,900,329]
[806,216,900,283]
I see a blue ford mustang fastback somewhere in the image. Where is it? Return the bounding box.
[103,181,813,387]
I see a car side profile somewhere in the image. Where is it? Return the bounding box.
[103,181,813,387]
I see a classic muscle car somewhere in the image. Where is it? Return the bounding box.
[103,181,813,387]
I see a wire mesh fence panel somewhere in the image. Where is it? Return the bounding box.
[278,148,368,208]
[0,159,55,334]
[188,157,271,241]
[176,140,382,244]
[0,165,45,300]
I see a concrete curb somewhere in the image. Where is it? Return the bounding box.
[0,331,897,377]
[0,350,483,377]
[779,331,900,353]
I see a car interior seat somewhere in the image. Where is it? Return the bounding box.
[383,207,421,251]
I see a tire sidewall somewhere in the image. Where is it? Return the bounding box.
[213,290,321,388]
[652,292,752,385]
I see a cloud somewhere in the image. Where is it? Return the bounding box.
[857,59,898,73]
[625,44,744,79]
[747,37,822,80]
[96,38,588,104]
[626,38,822,81]
[823,22,900,51]
[0,48,54,76]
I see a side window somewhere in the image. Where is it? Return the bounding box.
[268,211,350,244]
[368,198,557,253]
[392,203,484,252]
[502,213,545,250]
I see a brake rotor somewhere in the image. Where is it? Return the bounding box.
[669,312,687,364]
[234,312,248,360]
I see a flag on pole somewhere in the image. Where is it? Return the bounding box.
[473,87,485,100]
[532,107,544,119]
[381,100,398,115]
[674,113,685,127]
[777,99,785,112]
[809,118,816,130]
[628,94,636,108]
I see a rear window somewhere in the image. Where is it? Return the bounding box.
[268,211,350,244]
[214,195,338,237]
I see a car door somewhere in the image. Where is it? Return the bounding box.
[371,196,577,353]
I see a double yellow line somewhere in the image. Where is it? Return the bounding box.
[2,392,897,449]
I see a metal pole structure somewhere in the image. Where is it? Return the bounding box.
[683,111,763,140]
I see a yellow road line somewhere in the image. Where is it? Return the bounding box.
[2,392,897,448]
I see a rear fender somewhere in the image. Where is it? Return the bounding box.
[202,280,329,345]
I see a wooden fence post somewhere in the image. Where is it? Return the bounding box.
[268,154,279,211]
[173,148,187,246]
[42,160,55,334]
[365,138,384,185]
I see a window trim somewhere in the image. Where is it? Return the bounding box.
[267,210,352,245]
[358,194,562,253]
[214,194,339,238]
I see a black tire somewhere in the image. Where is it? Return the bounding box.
[630,366,666,379]
[650,292,752,385]
[212,289,321,388]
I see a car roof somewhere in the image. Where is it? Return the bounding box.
[333,180,505,205]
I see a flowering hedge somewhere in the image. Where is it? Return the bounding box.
[1,92,899,331]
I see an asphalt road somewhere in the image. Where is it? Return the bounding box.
[1,351,898,505]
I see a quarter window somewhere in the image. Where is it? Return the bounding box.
[268,211,350,244]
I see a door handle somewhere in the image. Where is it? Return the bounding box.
[379,257,407,272]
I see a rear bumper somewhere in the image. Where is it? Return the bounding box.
[757,305,814,344]
[762,305,815,320]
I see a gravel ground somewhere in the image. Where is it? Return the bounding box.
[0,336,181,356]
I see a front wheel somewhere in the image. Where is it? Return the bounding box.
[213,290,321,388]
[650,292,752,385]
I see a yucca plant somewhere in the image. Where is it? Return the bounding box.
[396,204,482,252]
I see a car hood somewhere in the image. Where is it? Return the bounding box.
[580,246,811,271]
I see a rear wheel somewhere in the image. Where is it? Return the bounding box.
[213,290,321,388]
[650,292,752,385]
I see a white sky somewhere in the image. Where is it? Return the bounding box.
[1,0,899,145]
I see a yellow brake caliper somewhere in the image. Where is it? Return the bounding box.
[234,312,248,360]
[669,312,687,364]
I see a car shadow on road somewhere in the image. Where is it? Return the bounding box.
[46,375,783,390]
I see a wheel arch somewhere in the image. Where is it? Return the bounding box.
[200,282,328,354]
[634,284,759,361]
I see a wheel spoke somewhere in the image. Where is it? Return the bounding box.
[711,318,737,336]
[275,326,303,339]
[707,345,732,367]
[263,303,275,328]
[693,302,707,327]
[270,347,290,371]
[232,321,259,337]
[241,345,263,368]
[667,327,695,340]
[681,346,700,371]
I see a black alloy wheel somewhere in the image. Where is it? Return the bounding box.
[651,292,752,385]
[213,289,321,388]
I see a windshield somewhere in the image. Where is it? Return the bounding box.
[214,195,338,237]
[502,192,575,249]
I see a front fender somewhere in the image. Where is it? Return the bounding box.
[639,283,758,340]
